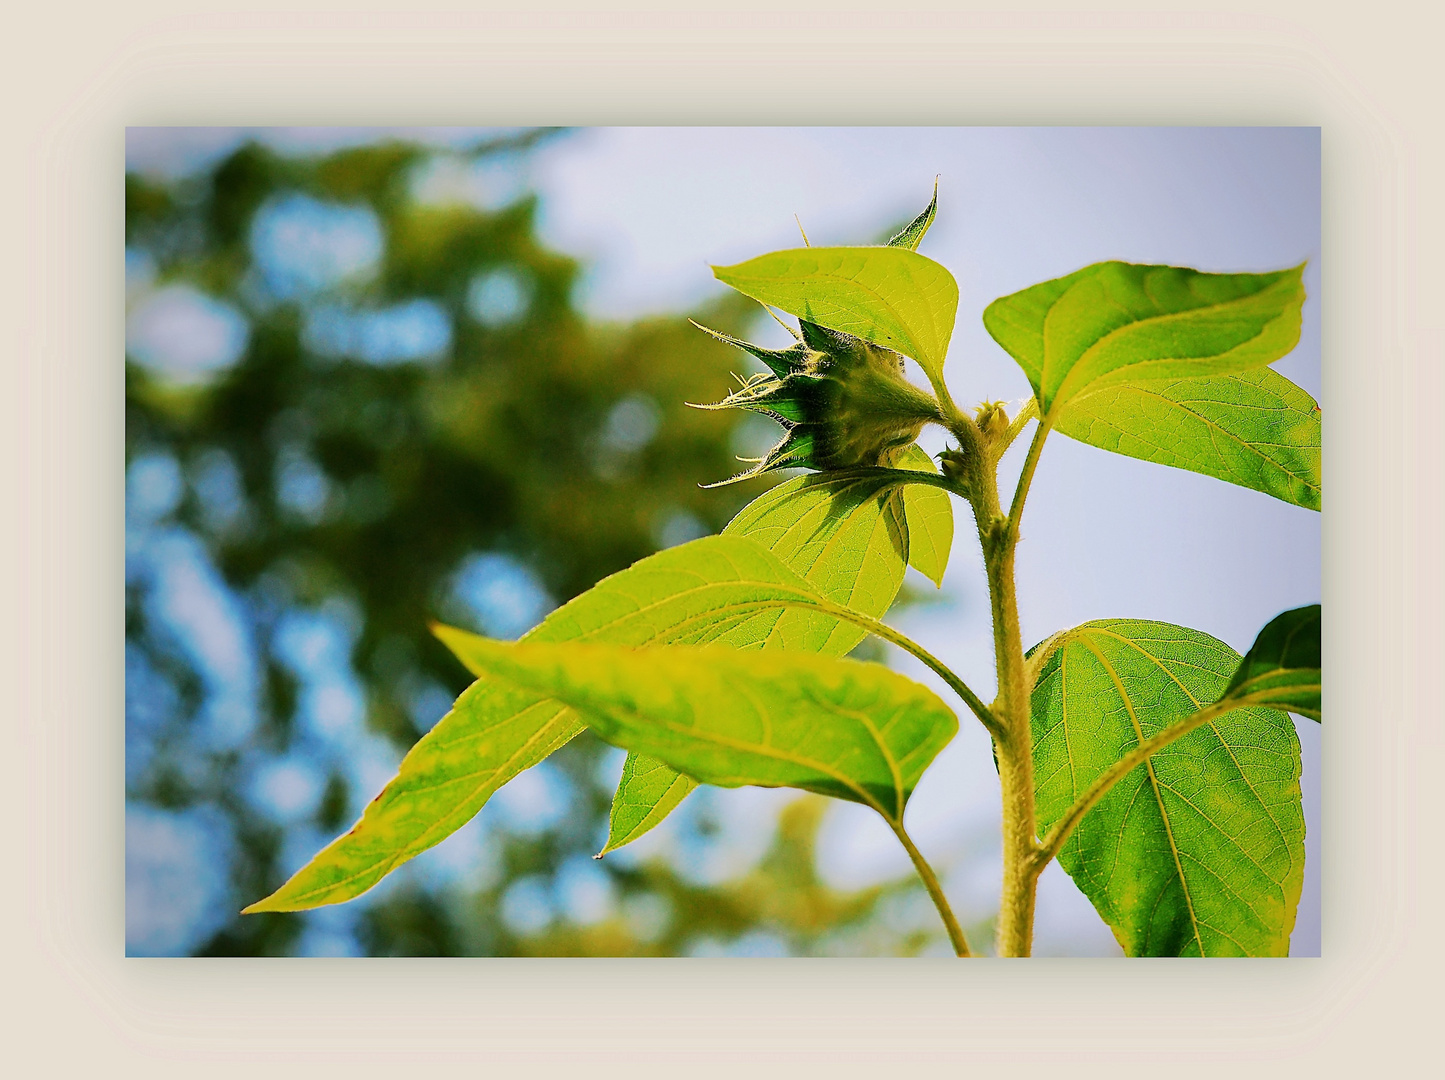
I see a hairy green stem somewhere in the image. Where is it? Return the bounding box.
[1006,416,1051,539]
[939,408,1051,957]
[990,396,1040,461]
[890,819,971,957]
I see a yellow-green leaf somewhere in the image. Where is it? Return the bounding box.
[983,261,1306,418]
[1031,619,1305,956]
[245,527,917,909]
[713,246,958,386]
[1054,366,1321,511]
[895,444,953,587]
[599,754,696,857]
[447,638,958,825]
[606,467,929,853]
[886,179,938,252]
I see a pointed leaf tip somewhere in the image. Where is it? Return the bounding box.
[887,177,939,251]
[1222,604,1321,720]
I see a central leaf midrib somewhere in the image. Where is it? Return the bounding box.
[562,677,897,823]
[1041,274,1290,415]
[1061,382,1321,492]
[1086,627,1293,881]
[1074,634,1206,955]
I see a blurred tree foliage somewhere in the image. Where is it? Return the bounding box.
[125,130,948,956]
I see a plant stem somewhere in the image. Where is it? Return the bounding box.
[983,525,1038,958]
[945,409,1051,957]
[1006,416,1051,539]
[890,819,971,957]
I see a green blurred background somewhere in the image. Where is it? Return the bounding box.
[125,128,957,957]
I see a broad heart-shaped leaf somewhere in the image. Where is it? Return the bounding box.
[896,444,953,587]
[445,637,958,825]
[1030,620,1305,956]
[1054,367,1322,511]
[607,466,931,853]
[245,529,907,911]
[983,261,1306,418]
[712,246,959,386]
[1223,605,1321,720]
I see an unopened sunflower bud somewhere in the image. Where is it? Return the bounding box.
[974,400,1010,443]
[692,318,941,485]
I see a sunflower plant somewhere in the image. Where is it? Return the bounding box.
[244,187,1321,956]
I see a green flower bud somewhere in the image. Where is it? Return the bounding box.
[692,318,942,485]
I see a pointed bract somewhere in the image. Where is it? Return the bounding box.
[887,178,939,251]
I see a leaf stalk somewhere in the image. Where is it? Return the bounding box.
[890,819,972,957]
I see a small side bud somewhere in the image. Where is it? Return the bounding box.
[974,400,1010,443]
[938,446,970,485]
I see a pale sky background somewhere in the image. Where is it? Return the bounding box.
[127,126,1321,956]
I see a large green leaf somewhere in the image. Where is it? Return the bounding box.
[443,636,958,825]
[1223,605,1321,720]
[608,469,928,852]
[1030,619,1305,956]
[245,532,855,911]
[1053,367,1322,511]
[712,246,959,385]
[896,444,953,587]
[245,514,925,909]
[983,261,1306,418]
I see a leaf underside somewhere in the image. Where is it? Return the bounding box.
[1030,619,1305,957]
[447,639,958,824]
[607,464,938,852]
[886,179,938,252]
[1053,366,1321,511]
[895,444,953,587]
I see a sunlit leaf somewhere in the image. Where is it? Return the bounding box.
[607,468,929,852]
[983,261,1306,418]
[245,526,919,909]
[1030,619,1305,956]
[241,678,578,914]
[1222,605,1321,720]
[447,637,958,825]
[722,468,912,651]
[1054,367,1321,511]
[713,246,958,385]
